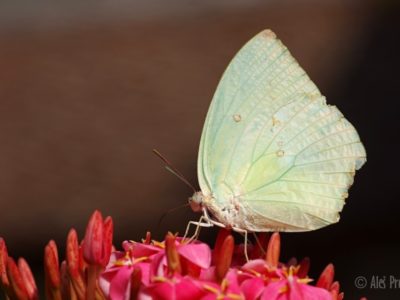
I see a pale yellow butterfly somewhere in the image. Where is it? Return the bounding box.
[186,29,366,240]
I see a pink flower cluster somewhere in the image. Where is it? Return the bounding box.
[0,210,367,300]
[101,230,358,300]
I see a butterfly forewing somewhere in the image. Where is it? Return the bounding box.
[197,29,366,231]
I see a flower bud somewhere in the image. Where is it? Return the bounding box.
[60,261,71,300]
[66,229,86,299]
[266,232,280,268]
[316,263,334,290]
[18,258,38,300]
[215,234,234,282]
[44,240,62,300]
[83,211,104,266]
[83,210,113,267]
[45,240,61,288]
[212,229,231,265]
[101,216,113,267]
[7,257,29,300]
[297,257,310,278]
[0,238,10,289]
[165,233,181,275]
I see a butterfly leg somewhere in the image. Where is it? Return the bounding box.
[183,215,213,243]
[253,232,266,256]
[202,207,226,228]
[232,226,249,262]
[201,209,250,261]
[183,208,228,243]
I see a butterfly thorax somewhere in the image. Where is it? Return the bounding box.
[189,190,247,229]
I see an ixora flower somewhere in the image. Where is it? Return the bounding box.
[0,211,367,300]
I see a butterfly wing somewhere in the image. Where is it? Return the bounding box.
[197,30,366,231]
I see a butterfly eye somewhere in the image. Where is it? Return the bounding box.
[189,198,202,212]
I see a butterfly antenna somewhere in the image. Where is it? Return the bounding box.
[157,203,190,228]
[152,149,196,193]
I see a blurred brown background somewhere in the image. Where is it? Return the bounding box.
[0,0,399,298]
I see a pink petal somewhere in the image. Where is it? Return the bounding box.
[100,258,152,297]
[148,281,173,300]
[241,277,265,300]
[237,270,255,283]
[261,280,286,300]
[287,278,304,300]
[242,259,267,274]
[137,291,153,300]
[199,266,217,282]
[136,262,151,286]
[104,252,125,269]
[178,243,211,269]
[224,270,242,295]
[144,277,204,300]
[99,272,112,298]
[296,284,332,300]
[200,295,218,300]
[175,277,205,299]
[150,252,167,278]
[109,267,134,300]
[126,242,163,258]
[180,256,201,277]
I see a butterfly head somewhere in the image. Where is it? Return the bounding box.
[188,191,205,212]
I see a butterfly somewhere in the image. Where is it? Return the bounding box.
[185,29,366,240]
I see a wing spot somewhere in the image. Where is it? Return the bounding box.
[272,116,281,126]
[276,150,285,157]
[271,116,281,132]
[233,114,242,122]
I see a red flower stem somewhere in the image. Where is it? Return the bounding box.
[95,283,106,300]
[86,265,98,300]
